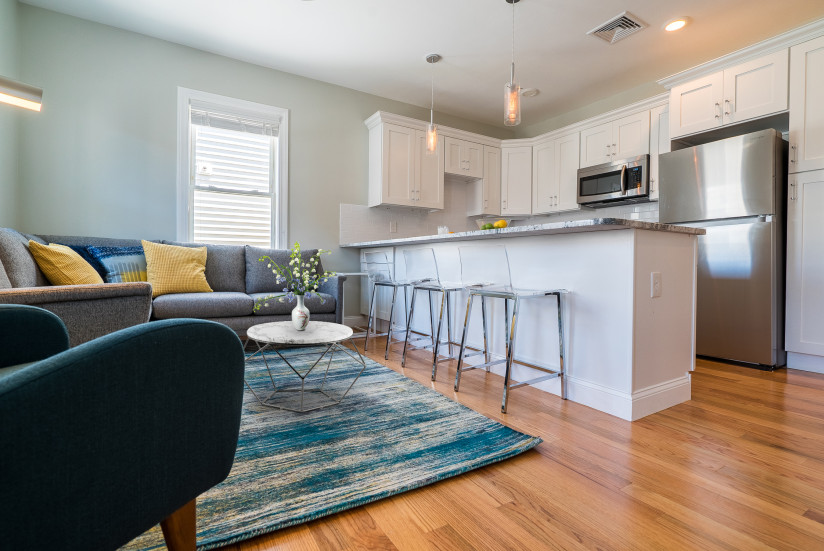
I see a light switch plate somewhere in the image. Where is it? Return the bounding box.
[651,272,662,298]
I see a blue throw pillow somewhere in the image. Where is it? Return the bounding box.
[87,246,148,283]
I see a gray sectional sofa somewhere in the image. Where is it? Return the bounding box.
[0,228,345,346]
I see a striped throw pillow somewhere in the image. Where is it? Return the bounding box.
[28,241,104,285]
[87,245,148,283]
[142,240,213,298]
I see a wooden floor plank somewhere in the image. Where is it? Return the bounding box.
[232,338,824,550]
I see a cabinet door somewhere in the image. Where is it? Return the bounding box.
[555,133,581,212]
[531,140,557,214]
[580,122,612,168]
[381,123,416,206]
[786,170,824,355]
[501,146,532,215]
[482,146,501,216]
[612,111,650,160]
[465,141,484,178]
[723,50,788,125]
[789,36,824,173]
[669,72,724,138]
[648,104,670,201]
[443,137,464,176]
[415,130,444,209]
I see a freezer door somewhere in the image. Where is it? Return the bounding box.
[694,217,781,366]
[659,129,780,224]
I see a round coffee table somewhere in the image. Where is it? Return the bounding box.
[245,321,366,412]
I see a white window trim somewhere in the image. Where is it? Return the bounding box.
[176,87,289,248]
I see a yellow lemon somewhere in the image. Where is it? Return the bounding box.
[493,219,507,229]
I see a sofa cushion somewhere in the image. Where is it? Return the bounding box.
[142,240,212,298]
[87,246,148,283]
[245,246,323,294]
[152,292,254,320]
[28,241,104,286]
[0,257,12,289]
[249,292,336,316]
[0,229,48,288]
[162,240,245,292]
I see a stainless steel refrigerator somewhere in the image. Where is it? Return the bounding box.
[659,129,787,368]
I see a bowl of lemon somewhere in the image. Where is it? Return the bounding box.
[475,219,511,231]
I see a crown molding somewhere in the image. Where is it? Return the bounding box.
[658,17,824,89]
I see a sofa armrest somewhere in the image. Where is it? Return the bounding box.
[0,319,245,550]
[0,305,70,368]
[0,282,153,346]
[317,275,347,324]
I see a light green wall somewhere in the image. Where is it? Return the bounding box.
[0,0,19,228]
[514,81,666,138]
[16,5,511,281]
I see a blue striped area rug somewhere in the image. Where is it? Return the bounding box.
[123,345,541,550]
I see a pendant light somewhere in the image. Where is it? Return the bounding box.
[0,75,43,112]
[504,0,521,126]
[425,53,441,155]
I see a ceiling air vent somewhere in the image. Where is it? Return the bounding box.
[587,11,647,44]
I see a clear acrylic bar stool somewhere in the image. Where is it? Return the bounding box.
[455,245,569,413]
[400,248,463,380]
[363,251,410,360]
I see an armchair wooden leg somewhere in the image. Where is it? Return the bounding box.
[160,498,197,551]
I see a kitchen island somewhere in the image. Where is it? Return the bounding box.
[341,218,704,421]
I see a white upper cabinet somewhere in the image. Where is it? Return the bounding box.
[669,50,788,139]
[501,145,532,216]
[533,133,580,214]
[467,146,501,217]
[580,111,650,168]
[368,122,443,209]
[648,104,670,202]
[444,137,483,179]
[786,170,824,356]
[789,36,824,174]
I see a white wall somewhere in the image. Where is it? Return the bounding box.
[0,0,20,228]
[14,5,511,316]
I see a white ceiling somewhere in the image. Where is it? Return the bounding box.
[20,0,824,129]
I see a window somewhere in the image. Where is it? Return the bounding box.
[177,88,288,247]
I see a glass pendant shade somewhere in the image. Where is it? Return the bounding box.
[425,122,438,155]
[504,81,521,126]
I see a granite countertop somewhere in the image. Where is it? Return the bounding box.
[340,218,705,248]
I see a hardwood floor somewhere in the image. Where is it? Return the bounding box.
[229,339,824,550]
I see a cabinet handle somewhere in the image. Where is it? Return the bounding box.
[714,102,721,119]
[790,182,797,201]
[724,99,731,116]
[612,143,616,156]
[606,144,611,157]
[790,144,797,165]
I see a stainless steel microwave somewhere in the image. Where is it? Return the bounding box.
[577,155,650,207]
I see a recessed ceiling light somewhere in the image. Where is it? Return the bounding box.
[664,17,690,32]
[521,88,540,97]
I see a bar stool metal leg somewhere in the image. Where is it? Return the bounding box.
[364,283,378,351]
[502,297,521,413]
[431,290,446,380]
[480,295,490,370]
[557,292,567,400]
[445,289,454,358]
[455,293,475,391]
[401,286,418,367]
[384,285,398,360]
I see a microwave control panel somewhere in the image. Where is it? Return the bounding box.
[627,166,643,190]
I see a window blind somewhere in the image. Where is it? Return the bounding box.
[190,108,277,247]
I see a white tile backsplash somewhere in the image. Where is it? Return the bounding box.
[341,183,659,244]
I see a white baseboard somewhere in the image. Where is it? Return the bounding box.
[344,315,368,328]
[787,352,824,374]
[568,374,691,422]
[629,375,692,421]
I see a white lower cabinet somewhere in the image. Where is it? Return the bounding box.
[786,170,824,356]
[648,104,670,201]
[501,145,532,216]
[532,132,580,214]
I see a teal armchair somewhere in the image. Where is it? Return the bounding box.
[0,305,246,550]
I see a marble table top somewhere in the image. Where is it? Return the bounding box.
[340,217,705,248]
[247,321,354,345]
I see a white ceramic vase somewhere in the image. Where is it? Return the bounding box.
[291,295,310,331]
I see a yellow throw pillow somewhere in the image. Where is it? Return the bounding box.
[28,241,104,286]
[142,240,213,298]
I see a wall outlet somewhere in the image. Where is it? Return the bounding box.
[389,220,398,233]
[651,272,662,298]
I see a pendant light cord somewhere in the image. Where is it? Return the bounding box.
[510,0,516,84]
[430,67,434,125]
